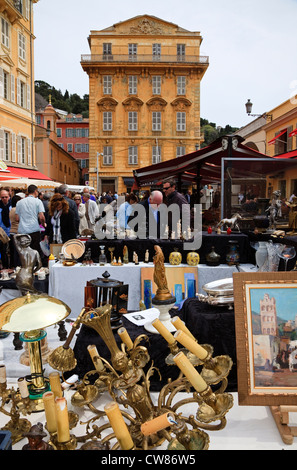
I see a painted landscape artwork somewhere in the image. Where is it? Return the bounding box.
[245,283,297,392]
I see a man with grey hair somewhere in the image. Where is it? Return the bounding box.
[57,184,79,236]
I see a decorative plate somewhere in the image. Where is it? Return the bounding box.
[61,239,85,260]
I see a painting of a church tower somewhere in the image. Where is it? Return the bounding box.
[247,285,297,390]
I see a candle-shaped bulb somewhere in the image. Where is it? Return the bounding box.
[173,351,208,393]
[49,371,62,398]
[118,327,133,350]
[18,377,29,398]
[43,391,57,434]
[152,318,176,344]
[141,412,176,436]
[174,330,208,360]
[104,401,134,450]
[171,316,196,341]
[0,364,6,383]
[87,344,104,371]
[55,397,70,443]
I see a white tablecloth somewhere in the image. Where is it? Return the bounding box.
[2,384,297,451]
[48,262,238,317]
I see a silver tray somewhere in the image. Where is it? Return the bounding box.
[202,278,233,297]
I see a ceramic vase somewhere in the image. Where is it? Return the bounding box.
[226,241,240,265]
[255,242,268,270]
[169,249,182,265]
[186,251,200,266]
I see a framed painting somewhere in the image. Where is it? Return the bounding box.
[50,243,63,258]
[233,271,297,406]
[140,266,198,307]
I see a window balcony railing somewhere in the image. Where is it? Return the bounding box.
[81,54,209,66]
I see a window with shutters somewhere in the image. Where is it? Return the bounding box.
[67,143,73,152]
[103,112,112,131]
[128,146,138,165]
[152,43,161,60]
[152,76,161,95]
[128,76,137,95]
[3,71,9,100]
[152,112,161,131]
[129,43,137,60]
[103,43,112,59]
[18,32,26,61]
[176,112,186,131]
[17,135,26,164]
[177,44,185,61]
[1,18,9,49]
[177,76,186,95]
[103,146,112,165]
[103,75,112,94]
[152,145,161,164]
[4,131,9,161]
[20,81,25,107]
[66,128,74,138]
[128,112,138,131]
[176,146,185,157]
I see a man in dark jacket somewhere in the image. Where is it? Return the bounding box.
[139,190,163,238]
[162,179,190,234]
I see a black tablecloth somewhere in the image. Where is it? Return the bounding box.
[70,298,237,392]
[0,275,49,293]
[84,231,253,265]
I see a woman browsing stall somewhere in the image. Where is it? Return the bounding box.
[44,194,76,244]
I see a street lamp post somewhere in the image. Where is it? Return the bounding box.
[245,99,273,121]
[96,152,103,194]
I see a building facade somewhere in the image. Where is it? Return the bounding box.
[56,113,89,184]
[239,97,297,200]
[35,102,80,185]
[0,0,38,171]
[81,15,209,194]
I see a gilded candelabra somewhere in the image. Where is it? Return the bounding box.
[46,303,233,450]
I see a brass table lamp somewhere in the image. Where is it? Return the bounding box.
[0,293,71,411]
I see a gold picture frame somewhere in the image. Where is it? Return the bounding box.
[50,243,63,258]
[233,271,297,406]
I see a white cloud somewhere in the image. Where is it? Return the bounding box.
[34,0,297,128]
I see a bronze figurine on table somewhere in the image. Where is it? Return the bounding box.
[14,234,42,295]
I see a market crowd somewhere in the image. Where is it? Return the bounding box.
[0,180,193,270]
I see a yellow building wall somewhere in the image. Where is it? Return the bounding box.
[0,0,39,168]
[82,15,208,194]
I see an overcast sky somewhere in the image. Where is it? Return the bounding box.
[33,0,297,129]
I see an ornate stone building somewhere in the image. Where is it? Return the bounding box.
[81,15,209,194]
[0,0,38,170]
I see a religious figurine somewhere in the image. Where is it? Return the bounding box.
[177,220,181,239]
[123,245,129,264]
[288,196,297,231]
[144,249,149,263]
[153,245,172,301]
[266,190,282,231]
[14,234,42,295]
[22,423,54,450]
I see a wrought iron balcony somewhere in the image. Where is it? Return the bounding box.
[81,54,209,66]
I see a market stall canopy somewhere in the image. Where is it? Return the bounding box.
[0,166,60,190]
[133,135,297,186]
